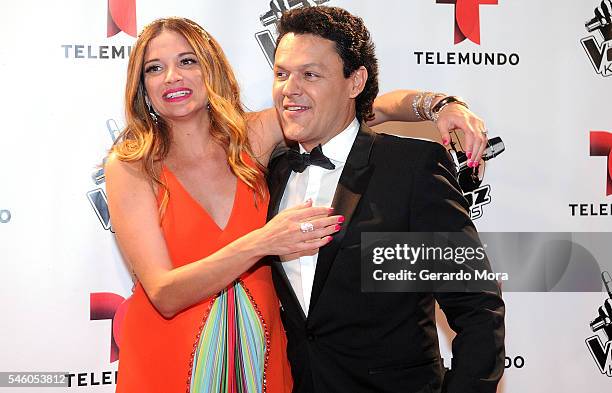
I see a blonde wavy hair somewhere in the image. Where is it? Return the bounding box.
[111,17,266,215]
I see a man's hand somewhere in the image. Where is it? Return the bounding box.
[435,103,488,167]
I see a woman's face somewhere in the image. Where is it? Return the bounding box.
[142,29,208,123]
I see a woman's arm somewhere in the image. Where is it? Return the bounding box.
[105,154,339,318]
[246,90,488,167]
[246,108,283,168]
[369,90,488,165]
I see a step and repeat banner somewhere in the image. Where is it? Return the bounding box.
[0,0,611,391]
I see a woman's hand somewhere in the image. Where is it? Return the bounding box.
[254,199,342,256]
[370,90,489,164]
[434,103,488,166]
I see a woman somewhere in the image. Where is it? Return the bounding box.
[107,18,340,392]
[106,17,486,393]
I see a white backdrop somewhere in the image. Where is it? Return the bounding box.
[0,0,611,391]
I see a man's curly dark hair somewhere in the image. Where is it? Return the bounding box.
[276,6,379,123]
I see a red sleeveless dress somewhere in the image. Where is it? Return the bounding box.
[116,164,293,393]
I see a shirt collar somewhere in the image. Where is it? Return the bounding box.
[299,118,360,165]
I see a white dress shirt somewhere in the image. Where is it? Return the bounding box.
[278,118,360,315]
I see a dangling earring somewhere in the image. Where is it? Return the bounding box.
[144,94,158,123]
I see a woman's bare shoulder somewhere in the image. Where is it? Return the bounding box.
[104,152,153,196]
[246,108,283,167]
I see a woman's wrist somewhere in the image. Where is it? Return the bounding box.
[412,93,468,122]
[234,227,269,261]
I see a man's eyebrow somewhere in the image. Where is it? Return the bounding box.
[274,62,326,70]
[300,63,324,69]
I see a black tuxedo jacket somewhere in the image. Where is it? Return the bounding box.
[266,125,505,393]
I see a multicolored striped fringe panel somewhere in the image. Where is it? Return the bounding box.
[189,281,266,393]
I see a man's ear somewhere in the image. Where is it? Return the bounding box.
[348,66,368,98]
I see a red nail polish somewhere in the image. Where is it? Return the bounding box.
[338,216,345,223]
[327,236,333,242]
[335,224,341,231]
[442,138,449,145]
[466,152,472,159]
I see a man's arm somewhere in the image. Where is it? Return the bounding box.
[409,143,505,393]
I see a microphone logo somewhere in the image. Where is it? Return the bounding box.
[436,0,499,45]
[107,0,137,38]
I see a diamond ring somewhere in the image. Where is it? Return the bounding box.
[299,222,315,233]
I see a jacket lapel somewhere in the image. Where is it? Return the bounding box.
[266,148,308,321]
[267,148,292,222]
[307,125,377,317]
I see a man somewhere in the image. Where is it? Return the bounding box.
[266,6,505,393]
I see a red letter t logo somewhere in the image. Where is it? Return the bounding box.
[590,131,612,196]
[107,0,137,38]
[437,0,498,45]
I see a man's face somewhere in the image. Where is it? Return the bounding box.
[273,33,364,151]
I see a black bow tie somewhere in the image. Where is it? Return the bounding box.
[286,144,336,173]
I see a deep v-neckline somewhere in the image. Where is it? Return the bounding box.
[163,165,239,232]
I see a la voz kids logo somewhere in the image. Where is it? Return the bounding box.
[0,208,10,223]
[61,0,136,59]
[87,119,122,231]
[449,135,505,220]
[586,272,612,377]
[582,0,612,77]
[464,184,491,220]
[255,0,330,67]
[415,0,519,66]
